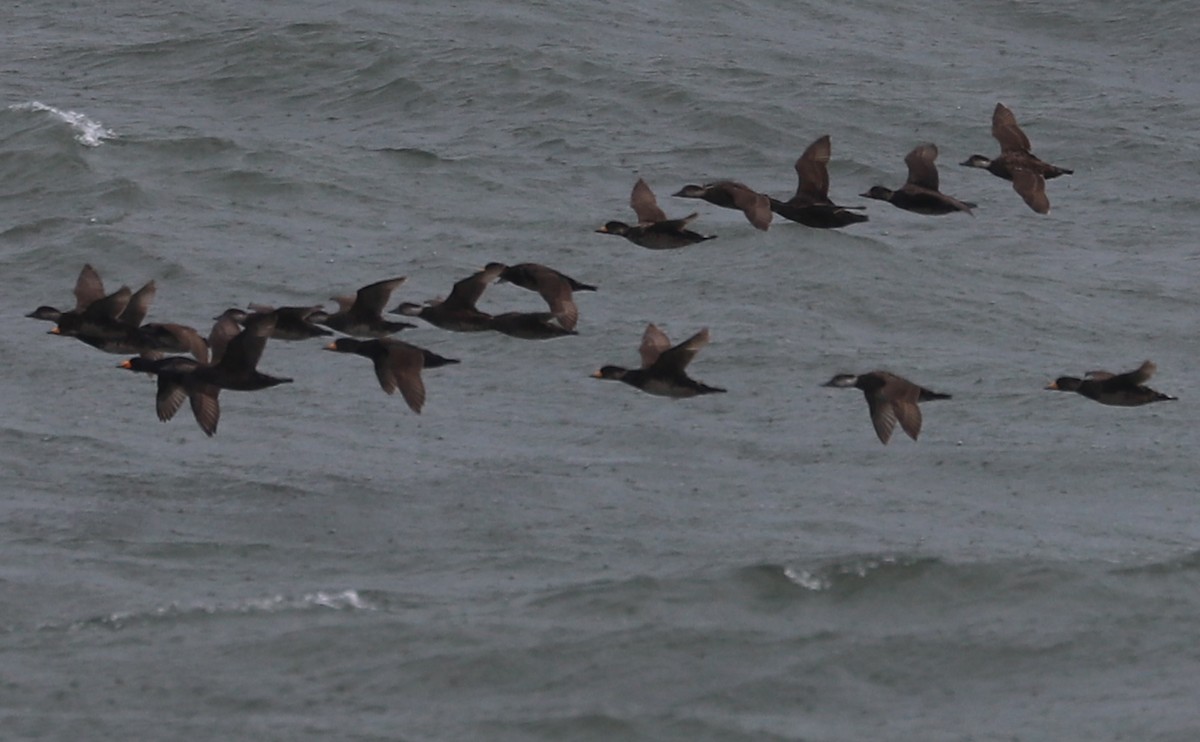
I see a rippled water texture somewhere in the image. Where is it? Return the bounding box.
[3,1,1200,739]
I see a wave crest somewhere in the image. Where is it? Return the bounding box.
[8,101,115,146]
[55,589,372,632]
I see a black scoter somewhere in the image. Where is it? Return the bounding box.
[961,102,1073,214]
[391,266,501,332]
[27,264,108,322]
[313,277,416,338]
[770,135,869,229]
[823,371,951,444]
[673,180,772,230]
[862,144,976,215]
[489,312,577,340]
[119,315,291,436]
[1045,361,1176,406]
[219,304,333,341]
[485,262,594,331]
[592,324,726,398]
[324,337,459,413]
[596,178,716,250]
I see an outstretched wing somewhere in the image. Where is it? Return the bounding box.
[1010,169,1049,214]
[444,265,502,310]
[215,314,277,373]
[652,328,710,373]
[904,144,940,191]
[729,183,772,231]
[156,376,190,422]
[793,135,832,203]
[992,103,1033,154]
[354,277,407,315]
[1115,360,1156,385]
[73,264,106,310]
[78,287,132,322]
[384,342,428,414]
[119,281,157,326]
[638,323,672,368]
[892,400,923,441]
[866,397,898,445]
[631,178,668,223]
[188,383,221,437]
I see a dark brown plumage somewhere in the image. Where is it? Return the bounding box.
[219,304,333,341]
[673,180,772,230]
[45,275,206,358]
[119,315,291,436]
[592,324,726,398]
[391,266,500,332]
[26,263,107,323]
[961,103,1073,214]
[862,144,976,215]
[324,338,459,413]
[1045,361,1176,406]
[596,178,716,249]
[823,371,951,444]
[769,135,869,229]
[485,262,594,331]
[488,312,577,340]
[312,277,416,337]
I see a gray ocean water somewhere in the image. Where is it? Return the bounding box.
[3,1,1200,739]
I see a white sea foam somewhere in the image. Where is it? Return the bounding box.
[9,100,115,146]
[54,589,374,632]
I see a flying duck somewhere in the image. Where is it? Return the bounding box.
[823,371,951,444]
[770,135,869,229]
[961,102,1073,214]
[862,144,976,215]
[1045,361,1176,406]
[673,180,772,230]
[592,324,726,398]
[596,178,716,249]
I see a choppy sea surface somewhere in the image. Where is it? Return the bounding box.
[3,1,1200,739]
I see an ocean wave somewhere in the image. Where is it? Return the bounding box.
[7,101,115,147]
[781,554,941,592]
[53,589,373,633]
[1111,549,1200,577]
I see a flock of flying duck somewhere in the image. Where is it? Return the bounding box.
[26,104,1176,443]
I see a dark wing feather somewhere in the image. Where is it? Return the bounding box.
[444,266,502,310]
[1010,169,1049,213]
[215,315,276,373]
[992,103,1032,153]
[81,287,133,321]
[866,397,898,445]
[354,277,407,316]
[793,135,832,203]
[155,376,189,422]
[638,324,672,368]
[1117,361,1156,386]
[207,315,242,365]
[651,328,710,373]
[892,400,923,441]
[531,275,578,331]
[371,352,399,395]
[631,178,668,224]
[729,184,772,231]
[904,144,941,191]
[119,281,157,326]
[188,383,221,436]
[387,343,427,413]
[73,264,106,310]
